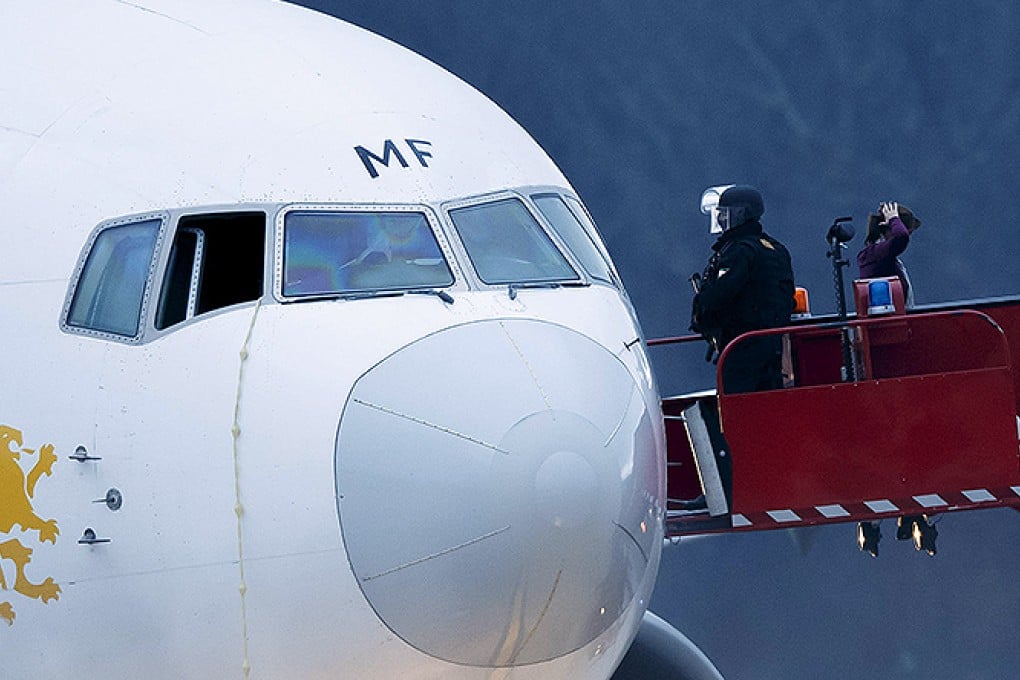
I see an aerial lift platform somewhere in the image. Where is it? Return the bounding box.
[651,283,1020,554]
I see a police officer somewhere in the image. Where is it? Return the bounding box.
[691,185,794,394]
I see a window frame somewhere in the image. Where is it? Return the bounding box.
[155,226,205,330]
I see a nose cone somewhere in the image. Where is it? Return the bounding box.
[336,319,664,667]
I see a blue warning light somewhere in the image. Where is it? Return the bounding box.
[867,279,895,315]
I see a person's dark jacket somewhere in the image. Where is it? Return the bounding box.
[693,220,795,350]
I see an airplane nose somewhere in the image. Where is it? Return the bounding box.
[336,319,663,667]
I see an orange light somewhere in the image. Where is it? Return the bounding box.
[793,287,810,316]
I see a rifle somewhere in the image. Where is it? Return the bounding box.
[689,272,721,363]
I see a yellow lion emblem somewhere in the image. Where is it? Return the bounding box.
[0,425,61,627]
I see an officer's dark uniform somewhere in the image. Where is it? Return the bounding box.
[692,202,794,394]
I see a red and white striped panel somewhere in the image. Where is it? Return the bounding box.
[730,486,1020,529]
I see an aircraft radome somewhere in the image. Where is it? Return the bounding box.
[0,2,717,678]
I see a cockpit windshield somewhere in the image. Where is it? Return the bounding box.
[282,210,454,297]
[448,198,578,285]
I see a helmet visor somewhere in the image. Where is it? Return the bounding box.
[715,205,746,232]
[701,184,735,235]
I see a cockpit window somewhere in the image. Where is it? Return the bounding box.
[532,193,614,285]
[66,219,161,338]
[282,210,454,297]
[447,198,577,285]
[155,212,265,329]
[564,195,617,275]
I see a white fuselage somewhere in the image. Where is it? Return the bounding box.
[0,2,666,678]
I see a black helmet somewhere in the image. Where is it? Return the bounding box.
[718,185,764,229]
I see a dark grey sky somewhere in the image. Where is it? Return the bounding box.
[293,3,1020,678]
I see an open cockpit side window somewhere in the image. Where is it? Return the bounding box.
[65,218,162,339]
[156,212,266,329]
